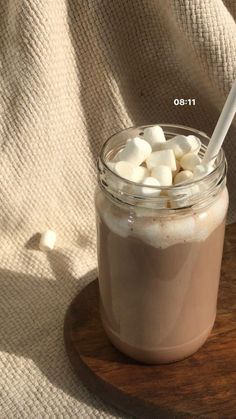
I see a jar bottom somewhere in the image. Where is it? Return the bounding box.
[102,317,216,364]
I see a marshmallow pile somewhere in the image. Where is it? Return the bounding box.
[107,125,214,196]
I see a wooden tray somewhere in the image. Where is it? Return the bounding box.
[64,224,236,418]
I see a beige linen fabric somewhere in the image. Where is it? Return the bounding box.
[0,1,235,418]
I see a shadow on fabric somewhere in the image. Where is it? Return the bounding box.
[0,253,115,415]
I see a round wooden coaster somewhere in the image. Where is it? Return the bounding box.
[64,224,236,418]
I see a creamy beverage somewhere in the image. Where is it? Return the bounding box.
[96,188,228,363]
[95,124,228,363]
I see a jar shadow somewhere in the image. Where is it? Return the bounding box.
[0,257,125,417]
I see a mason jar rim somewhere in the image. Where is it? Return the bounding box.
[98,124,227,211]
[100,124,225,188]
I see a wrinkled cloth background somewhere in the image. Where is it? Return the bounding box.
[0,0,235,418]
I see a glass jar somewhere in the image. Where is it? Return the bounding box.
[95,124,228,364]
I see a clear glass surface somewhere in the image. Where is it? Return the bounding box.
[95,125,228,364]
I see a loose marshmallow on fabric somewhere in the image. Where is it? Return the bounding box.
[143,125,166,150]
[193,163,214,180]
[174,170,193,185]
[39,230,57,251]
[161,135,201,159]
[146,149,176,171]
[180,153,201,170]
[151,165,172,186]
[141,177,161,196]
[116,137,151,166]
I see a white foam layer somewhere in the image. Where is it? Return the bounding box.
[97,188,228,249]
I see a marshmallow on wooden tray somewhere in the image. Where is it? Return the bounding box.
[143,125,166,150]
[141,177,161,196]
[146,149,176,171]
[180,153,201,170]
[151,165,172,186]
[116,137,151,166]
[193,163,214,180]
[174,170,193,185]
[39,230,57,251]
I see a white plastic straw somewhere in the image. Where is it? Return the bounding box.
[203,79,236,163]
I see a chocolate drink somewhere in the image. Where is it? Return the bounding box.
[96,188,228,364]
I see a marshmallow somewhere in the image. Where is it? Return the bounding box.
[180,153,201,170]
[174,170,193,185]
[193,163,214,180]
[151,165,172,186]
[130,166,149,183]
[39,230,57,251]
[143,125,166,150]
[172,159,181,177]
[116,137,152,166]
[141,177,161,196]
[110,161,149,183]
[161,135,190,159]
[146,149,176,171]
[187,135,201,153]
[107,160,149,185]
[113,161,135,180]
[162,135,201,159]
